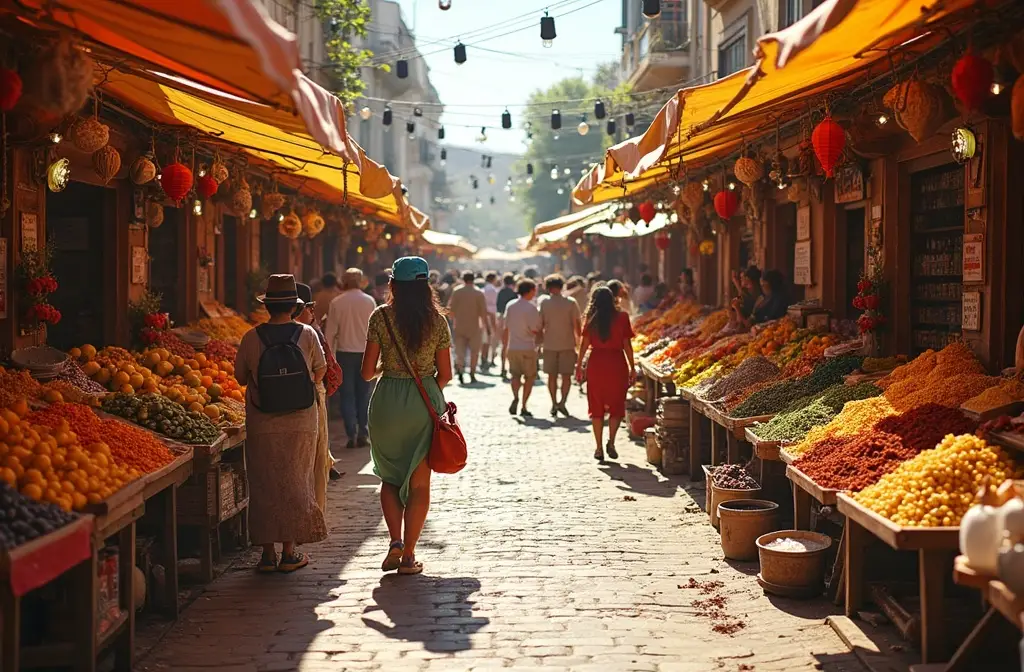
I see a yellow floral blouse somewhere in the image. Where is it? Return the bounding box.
[367,305,451,378]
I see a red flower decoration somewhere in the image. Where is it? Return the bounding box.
[951,51,993,112]
[857,279,872,293]
[852,295,865,310]
[864,294,879,310]
[0,68,22,112]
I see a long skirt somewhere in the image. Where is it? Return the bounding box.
[312,383,330,513]
[369,376,446,505]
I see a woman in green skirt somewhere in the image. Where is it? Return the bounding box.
[361,257,453,575]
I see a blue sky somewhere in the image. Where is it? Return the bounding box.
[395,0,622,155]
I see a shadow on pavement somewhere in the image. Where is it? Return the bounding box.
[598,461,679,498]
[362,576,487,652]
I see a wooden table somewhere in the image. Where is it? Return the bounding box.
[688,399,712,481]
[837,493,960,664]
[140,447,194,619]
[743,425,783,462]
[639,359,676,415]
[786,463,839,531]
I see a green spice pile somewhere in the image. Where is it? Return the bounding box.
[752,383,881,443]
[698,356,780,403]
[732,356,864,418]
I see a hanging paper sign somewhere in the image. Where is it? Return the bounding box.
[962,291,981,331]
[796,205,811,241]
[198,266,211,294]
[834,163,865,204]
[131,246,147,285]
[20,213,37,252]
[794,240,812,285]
[0,238,8,320]
[962,233,984,283]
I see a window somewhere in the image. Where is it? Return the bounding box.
[782,0,803,27]
[718,29,747,77]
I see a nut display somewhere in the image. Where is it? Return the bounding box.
[711,463,759,490]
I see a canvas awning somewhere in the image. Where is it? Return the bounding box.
[572,0,975,208]
[473,247,549,262]
[7,0,359,164]
[102,71,428,230]
[528,203,619,249]
[421,230,477,256]
[585,214,669,238]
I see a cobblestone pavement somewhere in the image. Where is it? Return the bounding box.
[141,373,866,672]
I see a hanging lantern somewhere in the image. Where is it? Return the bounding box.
[47,158,70,193]
[145,200,164,228]
[681,181,704,212]
[637,201,656,223]
[626,205,642,223]
[811,115,845,178]
[161,161,193,202]
[230,176,252,217]
[382,105,392,126]
[654,230,670,251]
[540,11,556,47]
[594,99,606,120]
[551,109,561,130]
[91,145,121,184]
[70,117,109,153]
[733,155,764,187]
[606,119,617,136]
[642,0,661,19]
[209,159,229,184]
[713,189,739,220]
[439,0,451,8]
[625,112,635,127]
[302,210,326,238]
[396,59,409,79]
[454,42,467,64]
[261,191,286,219]
[438,126,445,140]
[196,173,219,199]
[883,78,947,142]
[130,153,156,185]
[501,109,512,129]
[951,51,993,112]
[279,211,302,239]
[0,68,23,112]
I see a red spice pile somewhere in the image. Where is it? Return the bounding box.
[794,404,978,490]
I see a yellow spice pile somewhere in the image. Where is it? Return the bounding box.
[962,378,1024,413]
[786,396,897,456]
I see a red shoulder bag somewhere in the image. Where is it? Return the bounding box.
[382,313,467,474]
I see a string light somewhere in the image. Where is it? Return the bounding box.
[192,199,203,216]
[475,198,483,209]
[594,100,606,119]
[577,114,589,136]
[991,82,1003,95]
[642,0,661,19]
[440,148,447,165]
[382,105,392,126]
[875,113,889,127]
[625,112,635,127]
[563,167,571,176]
[397,59,409,78]
[702,179,710,191]
[439,0,451,9]
[557,187,565,195]
[477,126,488,142]
[49,132,62,144]
[278,214,285,222]
[249,208,258,219]
[438,126,445,140]
[606,119,616,136]
[406,121,416,139]
[550,166,559,180]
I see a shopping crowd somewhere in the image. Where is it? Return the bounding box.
[233,258,793,576]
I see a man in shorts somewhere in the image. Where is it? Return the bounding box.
[502,279,541,417]
[448,270,488,385]
[495,273,518,379]
[539,274,582,417]
[481,271,499,371]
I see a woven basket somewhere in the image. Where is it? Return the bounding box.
[261,191,286,219]
[146,200,164,228]
[92,145,121,184]
[130,154,156,185]
[71,116,109,153]
[681,181,704,211]
[734,156,764,187]
[884,78,948,142]
[230,178,252,217]
[209,160,229,185]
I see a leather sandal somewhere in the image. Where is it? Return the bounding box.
[382,541,404,572]
[398,559,424,575]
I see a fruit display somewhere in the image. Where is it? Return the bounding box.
[860,356,905,374]
[853,433,1014,527]
[203,339,239,363]
[711,463,759,489]
[0,482,79,550]
[37,380,103,406]
[794,404,979,490]
[0,367,42,408]
[193,315,253,343]
[78,354,160,396]
[731,356,863,418]
[102,393,221,445]
[148,330,195,359]
[51,360,107,395]
[787,396,898,457]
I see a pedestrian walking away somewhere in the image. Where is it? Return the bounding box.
[503,278,542,417]
[495,272,518,379]
[325,268,377,449]
[481,271,500,370]
[294,283,344,506]
[233,274,328,573]
[448,270,488,385]
[312,271,342,326]
[576,285,635,462]
[361,256,453,576]
[539,273,581,418]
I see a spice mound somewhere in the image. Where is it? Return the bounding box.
[763,537,828,553]
[787,396,897,456]
[699,356,779,403]
[711,463,759,490]
[732,356,863,418]
[752,382,881,443]
[853,433,1013,527]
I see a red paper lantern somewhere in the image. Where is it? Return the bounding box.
[713,190,739,220]
[654,230,670,251]
[161,162,193,202]
[638,201,656,224]
[811,115,845,178]
[0,68,22,112]
[196,174,219,199]
[951,51,993,112]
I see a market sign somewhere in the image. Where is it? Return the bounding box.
[794,240,812,286]
[962,291,981,332]
[962,233,984,284]
[834,163,865,204]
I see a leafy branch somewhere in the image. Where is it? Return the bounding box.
[313,0,381,106]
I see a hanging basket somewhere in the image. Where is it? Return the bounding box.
[302,210,325,238]
[145,200,165,228]
[883,78,948,142]
[71,116,109,153]
[279,212,302,239]
[91,145,120,184]
[681,181,704,212]
[734,156,764,187]
[261,191,286,219]
[130,153,156,185]
[811,115,845,178]
[209,160,229,185]
[230,178,253,217]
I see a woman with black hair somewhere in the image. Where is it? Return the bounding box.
[575,286,636,462]
[752,269,790,323]
[361,257,453,575]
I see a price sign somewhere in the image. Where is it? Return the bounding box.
[20,213,37,252]
[796,205,811,241]
[794,240,812,285]
[131,246,147,285]
[962,291,981,331]
[962,233,984,283]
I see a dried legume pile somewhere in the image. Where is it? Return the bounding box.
[889,373,999,412]
[787,396,897,456]
[699,356,779,403]
[721,375,783,413]
[752,383,881,443]
[861,356,903,373]
[711,463,759,489]
[731,356,863,418]
[961,378,1024,413]
[853,433,1013,527]
[793,403,978,491]
[54,361,107,394]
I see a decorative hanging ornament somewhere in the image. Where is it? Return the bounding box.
[70,117,109,153]
[302,210,326,238]
[130,153,156,185]
[230,176,252,217]
[733,155,764,187]
[713,189,739,220]
[261,190,286,219]
[279,211,302,239]
[92,145,120,184]
[681,181,704,212]
[47,158,70,193]
[626,205,642,223]
[209,159,229,184]
[883,78,948,142]
[811,114,845,178]
[196,173,219,199]
[161,160,193,202]
[637,201,656,224]
[145,200,164,228]
[438,0,451,8]
[642,0,661,19]
[454,42,467,64]
[951,51,994,112]
[0,68,23,111]
[654,230,670,251]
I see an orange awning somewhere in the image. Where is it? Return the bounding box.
[573,0,974,208]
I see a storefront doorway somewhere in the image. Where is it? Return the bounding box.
[259,218,279,272]
[843,207,866,317]
[46,182,109,349]
[222,215,239,310]
[149,205,182,322]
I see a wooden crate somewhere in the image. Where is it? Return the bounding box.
[178,463,239,524]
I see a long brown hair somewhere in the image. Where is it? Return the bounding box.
[585,286,616,341]
[388,278,444,353]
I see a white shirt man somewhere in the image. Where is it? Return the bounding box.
[325,282,377,355]
[481,273,500,369]
[325,269,377,446]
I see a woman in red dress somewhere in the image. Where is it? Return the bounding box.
[575,286,636,461]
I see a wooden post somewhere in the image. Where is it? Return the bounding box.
[74,549,98,672]
[845,519,867,617]
[689,403,703,481]
[114,523,136,671]
[1,584,19,672]
[160,484,179,619]
[793,483,812,530]
[919,549,951,663]
[726,432,741,464]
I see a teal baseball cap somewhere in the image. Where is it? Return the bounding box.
[391,256,430,282]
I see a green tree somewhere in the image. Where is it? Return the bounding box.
[313,0,378,105]
[519,68,630,230]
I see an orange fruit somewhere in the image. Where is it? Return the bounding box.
[129,373,144,389]
[32,454,51,471]
[0,467,15,485]
[200,375,214,388]
[21,483,42,500]
[119,384,135,395]
[71,493,87,510]
[10,399,29,418]
[81,344,97,360]
[96,368,112,385]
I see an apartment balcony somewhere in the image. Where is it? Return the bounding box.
[622,18,691,92]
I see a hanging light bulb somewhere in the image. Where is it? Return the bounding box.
[550,166,559,180]
[454,41,467,64]
[672,184,681,195]
[457,203,466,211]
[406,121,416,139]
[606,119,617,136]
[382,105,392,126]
[991,81,1003,95]
[475,199,483,209]
[875,113,889,127]
[396,59,409,79]
[385,233,393,240]
[540,11,556,48]
[526,176,534,185]
[702,178,710,191]
[477,126,488,142]
[563,167,571,176]
[509,193,516,202]
[438,0,451,8]
[198,167,207,177]
[551,109,561,130]
[626,112,636,128]
[577,115,589,136]
[49,132,62,144]
[727,181,736,190]
[557,187,565,195]
[249,208,258,219]
[357,245,364,254]
[278,213,285,222]
[642,0,660,19]
[487,173,495,184]
[438,126,445,140]
[358,106,372,120]
[501,109,512,129]
[594,100,606,119]
[193,199,203,216]
[440,148,447,166]
[580,167,588,175]
[413,107,423,117]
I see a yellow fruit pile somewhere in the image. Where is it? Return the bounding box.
[0,401,139,511]
[853,434,1015,527]
[192,316,253,343]
[787,396,898,456]
[0,368,41,409]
